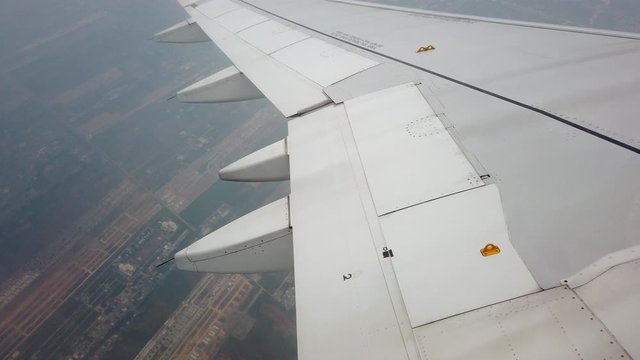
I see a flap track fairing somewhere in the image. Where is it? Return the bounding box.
[219,139,290,182]
[176,66,264,103]
[153,19,210,43]
[175,197,292,273]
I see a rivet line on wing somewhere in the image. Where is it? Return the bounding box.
[237,0,640,155]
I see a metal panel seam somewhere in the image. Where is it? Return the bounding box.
[336,105,422,359]
[416,83,491,179]
[189,6,329,116]
[328,0,640,40]
[202,2,239,19]
[418,286,551,326]
[378,184,487,217]
[328,63,383,88]
[226,15,269,33]
[253,32,311,55]
[235,0,640,155]
[571,287,633,357]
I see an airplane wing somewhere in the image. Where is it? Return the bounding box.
[155,0,640,358]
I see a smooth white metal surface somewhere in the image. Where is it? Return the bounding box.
[215,7,268,33]
[177,65,264,103]
[189,8,329,116]
[240,0,640,290]
[244,0,640,148]
[288,105,409,360]
[563,245,640,288]
[324,62,421,103]
[238,20,310,54]
[345,83,483,215]
[169,2,640,358]
[381,184,540,327]
[197,0,239,18]
[153,19,209,43]
[219,138,290,181]
[175,197,292,273]
[271,37,378,87]
[576,259,640,359]
[414,286,629,360]
[240,56,331,116]
[416,73,640,290]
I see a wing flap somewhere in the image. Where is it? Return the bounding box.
[380,184,540,327]
[344,82,483,215]
[271,37,378,87]
[288,104,413,360]
[215,7,268,32]
[237,20,310,54]
[184,0,381,116]
[188,7,329,115]
[196,0,240,18]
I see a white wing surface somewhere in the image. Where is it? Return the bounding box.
[158,0,640,358]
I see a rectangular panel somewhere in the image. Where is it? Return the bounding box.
[189,8,328,117]
[215,7,268,33]
[414,287,628,360]
[197,0,239,18]
[576,259,640,359]
[380,184,540,327]
[272,37,378,87]
[238,20,310,54]
[345,83,482,215]
[288,105,409,360]
[240,56,330,116]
